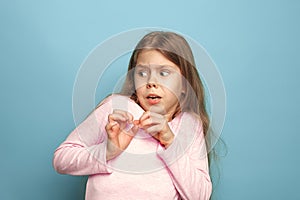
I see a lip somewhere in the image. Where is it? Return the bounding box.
[146,93,161,105]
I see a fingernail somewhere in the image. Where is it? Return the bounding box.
[111,121,118,126]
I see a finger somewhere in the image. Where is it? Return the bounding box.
[118,131,136,149]
[106,120,117,130]
[126,124,139,137]
[139,113,165,128]
[139,117,158,128]
[139,111,156,128]
[124,112,134,122]
[133,120,140,126]
[131,124,139,134]
[124,123,134,132]
[151,132,159,141]
[105,121,120,137]
[109,112,135,132]
[113,110,134,122]
[108,113,127,123]
[144,124,162,136]
[139,111,151,122]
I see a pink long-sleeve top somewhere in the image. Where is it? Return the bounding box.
[53,95,212,200]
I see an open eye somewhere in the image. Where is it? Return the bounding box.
[160,70,170,77]
[137,70,148,77]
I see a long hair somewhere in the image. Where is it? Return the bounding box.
[121,31,209,133]
[120,31,224,198]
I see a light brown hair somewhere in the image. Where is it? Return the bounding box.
[121,31,210,137]
[121,32,225,198]
[118,31,225,199]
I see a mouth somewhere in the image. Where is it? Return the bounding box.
[145,94,162,105]
[146,94,161,100]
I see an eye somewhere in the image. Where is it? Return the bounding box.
[160,70,170,77]
[137,70,148,77]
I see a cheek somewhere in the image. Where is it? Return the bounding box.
[134,76,146,90]
[162,77,183,96]
[135,87,145,99]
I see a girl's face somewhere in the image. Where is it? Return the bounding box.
[134,50,184,120]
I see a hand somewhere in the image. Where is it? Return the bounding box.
[138,111,174,148]
[105,110,139,160]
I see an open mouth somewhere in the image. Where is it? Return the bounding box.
[146,95,161,100]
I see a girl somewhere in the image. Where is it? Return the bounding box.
[53,31,212,199]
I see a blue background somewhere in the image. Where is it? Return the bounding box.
[1,0,299,199]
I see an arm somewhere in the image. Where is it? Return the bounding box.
[53,100,112,176]
[157,114,212,200]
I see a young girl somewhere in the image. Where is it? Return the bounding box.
[53,31,212,199]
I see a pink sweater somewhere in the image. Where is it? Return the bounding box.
[53,95,212,200]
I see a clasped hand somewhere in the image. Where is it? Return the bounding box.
[105,110,174,161]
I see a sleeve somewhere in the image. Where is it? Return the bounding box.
[53,98,113,176]
[157,114,212,200]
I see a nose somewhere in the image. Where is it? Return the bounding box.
[146,73,158,89]
[146,82,158,89]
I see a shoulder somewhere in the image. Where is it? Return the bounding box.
[95,94,133,108]
[96,94,128,106]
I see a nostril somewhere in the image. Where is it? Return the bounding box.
[146,83,157,89]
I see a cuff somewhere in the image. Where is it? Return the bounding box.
[87,141,113,174]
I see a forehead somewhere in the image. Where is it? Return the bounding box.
[136,50,177,68]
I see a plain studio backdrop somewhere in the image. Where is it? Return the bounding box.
[0,0,299,199]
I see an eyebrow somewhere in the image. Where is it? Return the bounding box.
[135,64,175,69]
